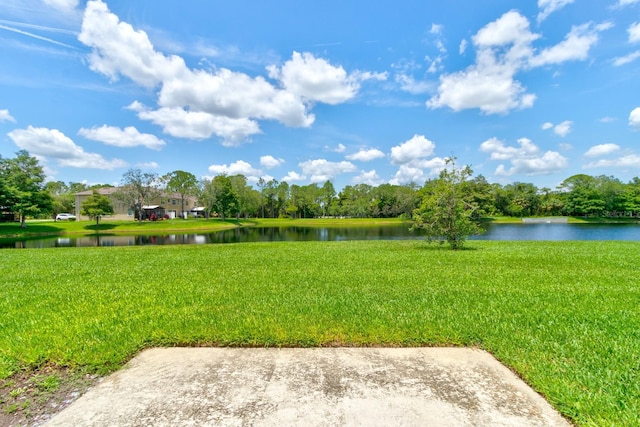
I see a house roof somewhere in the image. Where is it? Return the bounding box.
[75,187,119,196]
[75,187,197,203]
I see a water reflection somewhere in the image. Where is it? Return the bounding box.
[474,223,640,241]
[1,223,639,248]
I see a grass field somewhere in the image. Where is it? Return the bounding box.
[1,240,639,425]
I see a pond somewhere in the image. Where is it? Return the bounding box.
[2,222,640,248]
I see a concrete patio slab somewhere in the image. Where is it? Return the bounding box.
[46,348,570,427]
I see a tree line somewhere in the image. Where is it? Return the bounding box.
[172,169,640,220]
[2,150,640,226]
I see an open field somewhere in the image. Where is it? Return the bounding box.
[0,240,638,425]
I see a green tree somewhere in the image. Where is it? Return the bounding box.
[0,150,52,227]
[0,155,7,209]
[229,174,260,219]
[371,184,420,218]
[163,170,198,218]
[81,190,114,225]
[264,179,278,218]
[257,177,267,218]
[291,183,321,218]
[46,181,89,216]
[624,177,640,217]
[497,182,540,217]
[338,184,372,217]
[115,169,161,223]
[595,175,626,215]
[201,175,237,221]
[538,187,565,216]
[560,174,605,216]
[460,175,495,219]
[320,180,336,217]
[411,158,482,249]
[276,181,290,217]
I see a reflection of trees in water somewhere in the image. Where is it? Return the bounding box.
[0,225,417,248]
[6,224,639,248]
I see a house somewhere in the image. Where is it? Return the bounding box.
[74,187,201,221]
[0,211,17,222]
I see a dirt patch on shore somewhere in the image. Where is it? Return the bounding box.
[0,367,101,427]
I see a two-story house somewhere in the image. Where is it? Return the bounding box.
[74,187,201,221]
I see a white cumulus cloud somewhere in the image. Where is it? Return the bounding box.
[428,11,609,115]
[585,154,640,169]
[127,102,260,146]
[428,11,538,114]
[480,137,539,160]
[0,109,16,123]
[390,135,436,165]
[529,22,612,67]
[7,126,126,169]
[630,107,640,129]
[79,0,187,88]
[260,155,284,169]
[388,135,442,183]
[389,158,447,185]
[208,160,261,177]
[541,120,572,136]
[481,137,568,176]
[390,165,426,185]
[553,120,573,137]
[78,125,166,150]
[298,159,357,183]
[78,1,379,146]
[281,171,306,183]
[629,22,640,43]
[324,143,346,153]
[267,51,386,105]
[346,148,385,162]
[584,143,621,158]
[352,170,383,186]
[495,151,568,176]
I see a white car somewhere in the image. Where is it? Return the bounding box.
[55,213,76,221]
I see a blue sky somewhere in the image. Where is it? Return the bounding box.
[1,0,639,191]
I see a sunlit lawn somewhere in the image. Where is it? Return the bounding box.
[0,217,238,238]
[1,240,638,425]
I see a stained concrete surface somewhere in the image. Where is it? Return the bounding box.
[46,348,571,426]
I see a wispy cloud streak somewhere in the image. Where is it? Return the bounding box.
[0,19,77,35]
[0,23,77,49]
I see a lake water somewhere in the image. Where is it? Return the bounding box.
[2,222,640,248]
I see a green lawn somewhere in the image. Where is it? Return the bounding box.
[0,218,240,238]
[1,240,638,425]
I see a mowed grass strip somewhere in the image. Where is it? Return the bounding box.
[1,240,638,425]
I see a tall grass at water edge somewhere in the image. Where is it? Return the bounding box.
[0,240,638,426]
